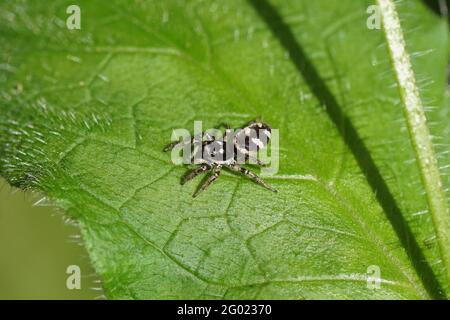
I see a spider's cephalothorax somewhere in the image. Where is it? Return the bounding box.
[164,121,277,197]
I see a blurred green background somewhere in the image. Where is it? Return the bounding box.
[0,178,102,299]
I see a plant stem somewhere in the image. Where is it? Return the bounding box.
[378,0,450,295]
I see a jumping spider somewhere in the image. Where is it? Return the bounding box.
[164,121,277,197]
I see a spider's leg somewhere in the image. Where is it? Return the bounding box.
[164,133,211,152]
[226,164,277,192]
[190,142,207,164]
[163,140,182,152]
[217,122,231,129]
[163,137,194,152]
[193,165,221,198]
[246,154,269,166]
[181,164,210,185]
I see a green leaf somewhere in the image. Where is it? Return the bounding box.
[0,0,448,299]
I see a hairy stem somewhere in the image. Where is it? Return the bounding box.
[378,0,450,294]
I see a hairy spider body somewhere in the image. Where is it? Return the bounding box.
[164,121,277,197]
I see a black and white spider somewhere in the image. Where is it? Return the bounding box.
[164,121,277,197]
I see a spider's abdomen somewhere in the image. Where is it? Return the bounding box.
[234,122,271,156]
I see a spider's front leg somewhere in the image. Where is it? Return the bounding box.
[163,138,186,152]
[193,165,222,198]
[163,132,214,152]
[216,122,231,130]
[181,164,210,185]
[226,164,277,193]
